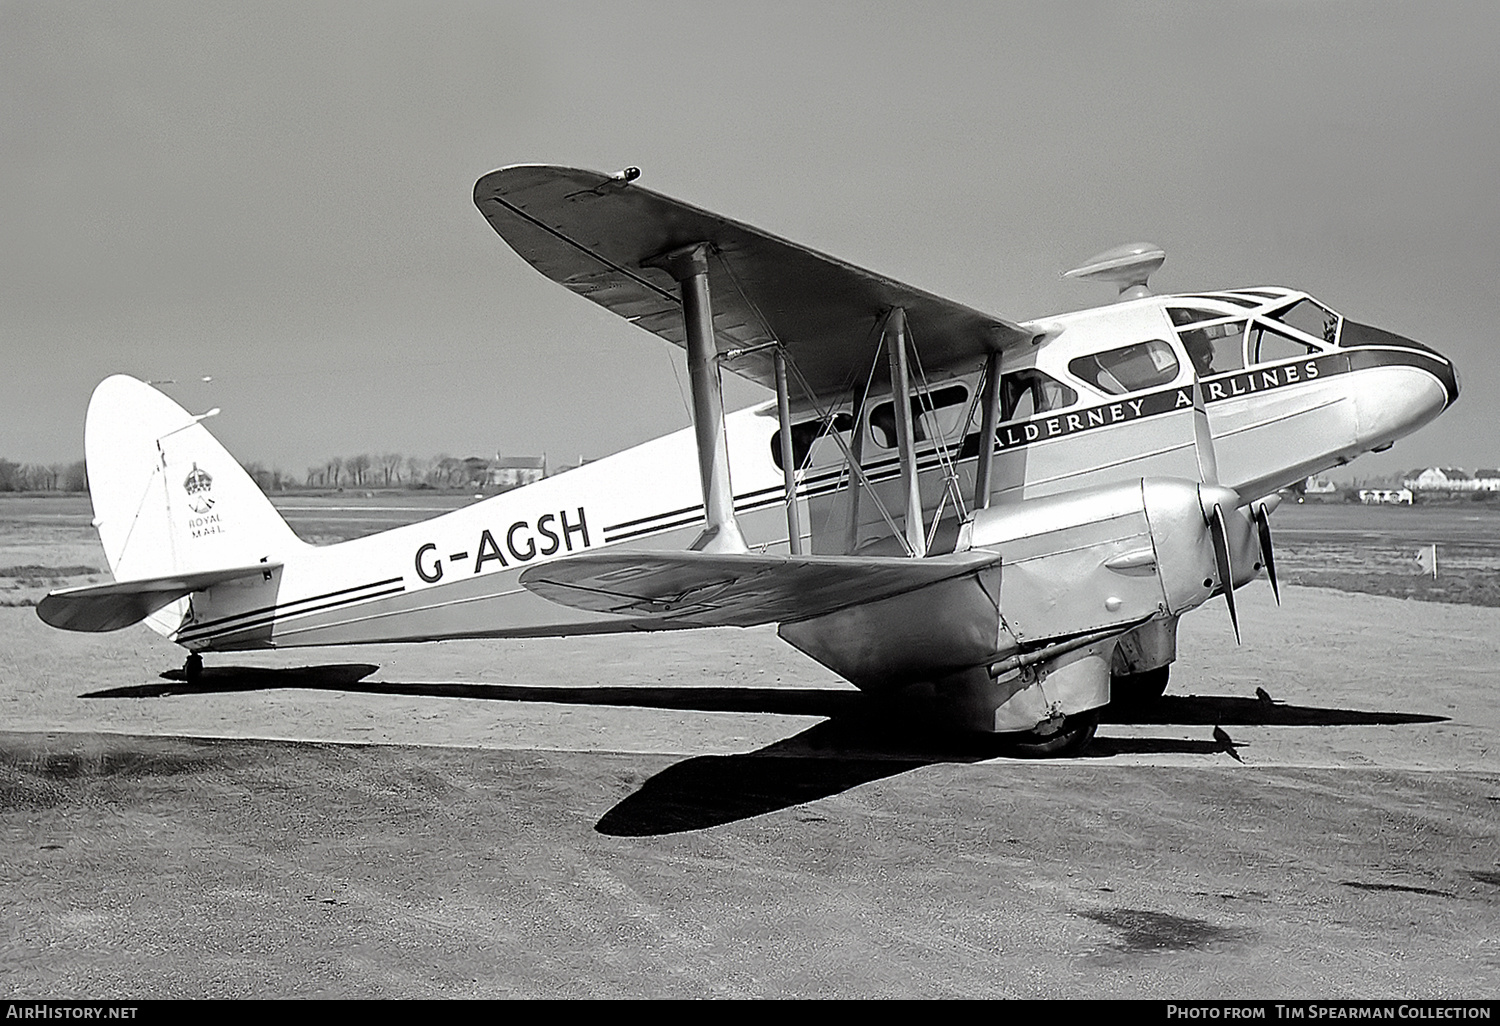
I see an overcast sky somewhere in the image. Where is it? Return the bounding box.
[3,1,1496,479]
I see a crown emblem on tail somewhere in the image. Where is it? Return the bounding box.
[184,463,213,495]
[183,463,215,514]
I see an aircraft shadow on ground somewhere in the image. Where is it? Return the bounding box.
[1101,695,1446,729]
[592,698,1448,836]
[79,666,1448,837]
[80,664,865,718]
[596,714,1018,837]
[81,667,1448,731]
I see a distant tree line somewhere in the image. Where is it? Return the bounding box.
[0,458,87,492]
[297,452,415,489]
[243,453,512,493]
[1,452,526,496]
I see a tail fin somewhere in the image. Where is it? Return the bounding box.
[83,375,303,634]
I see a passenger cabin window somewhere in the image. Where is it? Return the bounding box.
[999,369,1076,422]
[1068,340,1179,395]
[869,385,969,449]
[1271,299,1339,344]
[770,412,853,471]
[1249,322,1321,364]
[1178,320,1246,376]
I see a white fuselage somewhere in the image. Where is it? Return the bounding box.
[179,287,1455,652]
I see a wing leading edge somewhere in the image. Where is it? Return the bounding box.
[474,165,1034,400]
[518,549,1002,629]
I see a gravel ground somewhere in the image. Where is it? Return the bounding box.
[3,496,1498,998]
[3,731,1498,999]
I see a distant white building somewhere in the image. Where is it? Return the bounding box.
[1359,488,1413,505]
[1405,467,1477,492]
[1303,476,1339,495]
[485,455,547,489]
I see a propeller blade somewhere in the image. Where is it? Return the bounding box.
[1190,376,1219,485]
[1209,503,1240,644]
[1253,503,1281,605]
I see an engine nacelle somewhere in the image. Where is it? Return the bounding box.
[958,477,1256,640]
[778,476,1262,733]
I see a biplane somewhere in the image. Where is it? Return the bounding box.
[39,165,1459,755]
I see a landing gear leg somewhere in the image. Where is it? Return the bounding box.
[183,652,203,683]
[1110,665,1170,709]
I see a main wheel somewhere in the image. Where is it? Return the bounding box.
[1005,711,1099,758]
[1110,665,1169,709]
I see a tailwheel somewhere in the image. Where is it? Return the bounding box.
[1110,665,1170,709]
[183,652,203,683]
[1005,711,1099,758]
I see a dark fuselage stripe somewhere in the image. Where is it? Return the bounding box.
[602,347,1443,544]
[180,584,408,644]
[178,577,405,639]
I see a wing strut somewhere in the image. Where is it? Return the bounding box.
[647,243,747,554]
[973,351,1003,510]
[841,396,867,555]
[884,307,927,557]
[772,348,804,554]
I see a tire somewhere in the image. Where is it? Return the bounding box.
[1110,665,1169,708]
[1005,711,1099,758]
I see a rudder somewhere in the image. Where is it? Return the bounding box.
[84,375,303,634]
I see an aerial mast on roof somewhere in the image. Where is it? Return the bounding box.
[1064,242,1167,302]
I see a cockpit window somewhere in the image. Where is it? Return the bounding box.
[1250,322,1321,364]
[1069,340,1179,395]
[999,370,1076,422]
[1181,293,1260,309]
[771,412,853,471]
[1178,320,1246,376]
[1168,307,1230,328]
[1270,299,1339,344]
[869,385,969,449]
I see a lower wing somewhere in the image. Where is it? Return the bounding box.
[517,550,1001,628]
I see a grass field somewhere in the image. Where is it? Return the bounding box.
[1274,501,1500,606]
[4,492,1499,609]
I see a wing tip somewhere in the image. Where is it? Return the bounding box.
[473,163,623,205]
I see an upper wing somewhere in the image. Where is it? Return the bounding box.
[37,563,280,633]
[517,549,1000,629]
[473,165,1034,400]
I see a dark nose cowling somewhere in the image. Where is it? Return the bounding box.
[1340,320,1460,408]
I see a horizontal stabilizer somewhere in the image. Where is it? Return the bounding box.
[518,550,1001,628]
[37,563,281,633]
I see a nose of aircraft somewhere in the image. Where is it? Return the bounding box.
[1340,320,1459,447]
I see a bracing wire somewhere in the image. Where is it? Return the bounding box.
[665,347,693,427]
[904,321,975,547]
[711,251,912,554]
[781,352,912,556]
[709,252,920,557]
